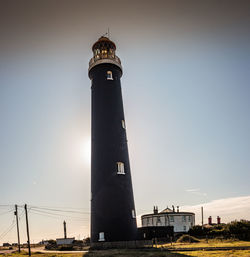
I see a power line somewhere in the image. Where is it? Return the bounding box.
[0,217,16,240]
[30,206,90,214]
[29,204,89,210]
[29,209,87,221]
[29,207,89,217]
[0,209,14,216]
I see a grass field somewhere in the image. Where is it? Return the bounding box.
[85,249,250,257]
[3,249,250,257]
[0,251,83,257]
[1,240,250,257]
[178,250,250,257]
[160,239,250,249]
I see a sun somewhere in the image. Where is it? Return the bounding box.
[82,137,91,166]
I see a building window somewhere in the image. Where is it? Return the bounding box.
[182,216,186,222]
[107,71,113,80]
[188,216,191,222]
[117,162,125,175]
[121,120,126,129]
[183,226,186,231]
[132,209,136,218]
[98,232,105,241]
[170,216,174,222]
[147,218,150,225]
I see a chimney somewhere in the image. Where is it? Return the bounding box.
[208,216,212,225]
[63,221,67,239]
[172,205,175,212]
[177,206,179,212]
[217,216,221,225]
[153,206,158,214]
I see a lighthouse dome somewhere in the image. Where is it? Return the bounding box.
[89,36,122,74]
[92,36,116,51]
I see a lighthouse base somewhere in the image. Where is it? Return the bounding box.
[90,240,152,250]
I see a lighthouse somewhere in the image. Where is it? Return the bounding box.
[88,36,137,243]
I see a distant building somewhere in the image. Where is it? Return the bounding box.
[141,206,195,233]
[204,216,222,228]
[3,243,11,247]
[39,240,50,245]
[56,237,75,245]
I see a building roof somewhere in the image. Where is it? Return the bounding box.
[141,207,195,218]
[92,36,116,51]
[160,207,173,213]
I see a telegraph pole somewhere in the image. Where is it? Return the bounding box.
[201,206,204,229]
[24,204,31,256]
[63,221,67,239]
[14,205,21,253]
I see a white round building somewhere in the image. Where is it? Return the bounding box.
[141,206,195,233]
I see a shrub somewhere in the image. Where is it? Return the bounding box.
[225,220,250,240]
[177,235,200,243]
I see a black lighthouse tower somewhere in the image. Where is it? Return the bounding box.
[89,37,137,243]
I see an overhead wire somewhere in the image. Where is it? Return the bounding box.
[30,206,90,214]
[29,209,88,221]
[0,204,90,243]
[0,216,16,240]
[0,209,14,216]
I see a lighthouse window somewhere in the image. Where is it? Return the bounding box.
[107,71,113,80]
[117,162,125,175]
[102,49,108,58]
[98,232,105,241]
[121,120,126,129]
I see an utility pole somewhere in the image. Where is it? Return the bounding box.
[63,221,67,239]
[201,206,204,229]
[14,205,21,253]
[24,204,31,256]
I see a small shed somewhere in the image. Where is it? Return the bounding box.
[56,237,75,245]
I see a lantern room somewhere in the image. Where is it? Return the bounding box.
[92,36,116,59]
[88,36,122,74]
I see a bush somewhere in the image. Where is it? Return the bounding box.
[225,220,250,240]
[177,235,200,243]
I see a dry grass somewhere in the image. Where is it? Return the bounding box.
[2,249,250,257]
[84,249,190,257]
[84,249,250,257]
[160,239,250,249]
[0,251,83,257]
[177,250,250,257]
[2,240,250,257]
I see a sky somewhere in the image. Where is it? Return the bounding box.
[0,0,250,244]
